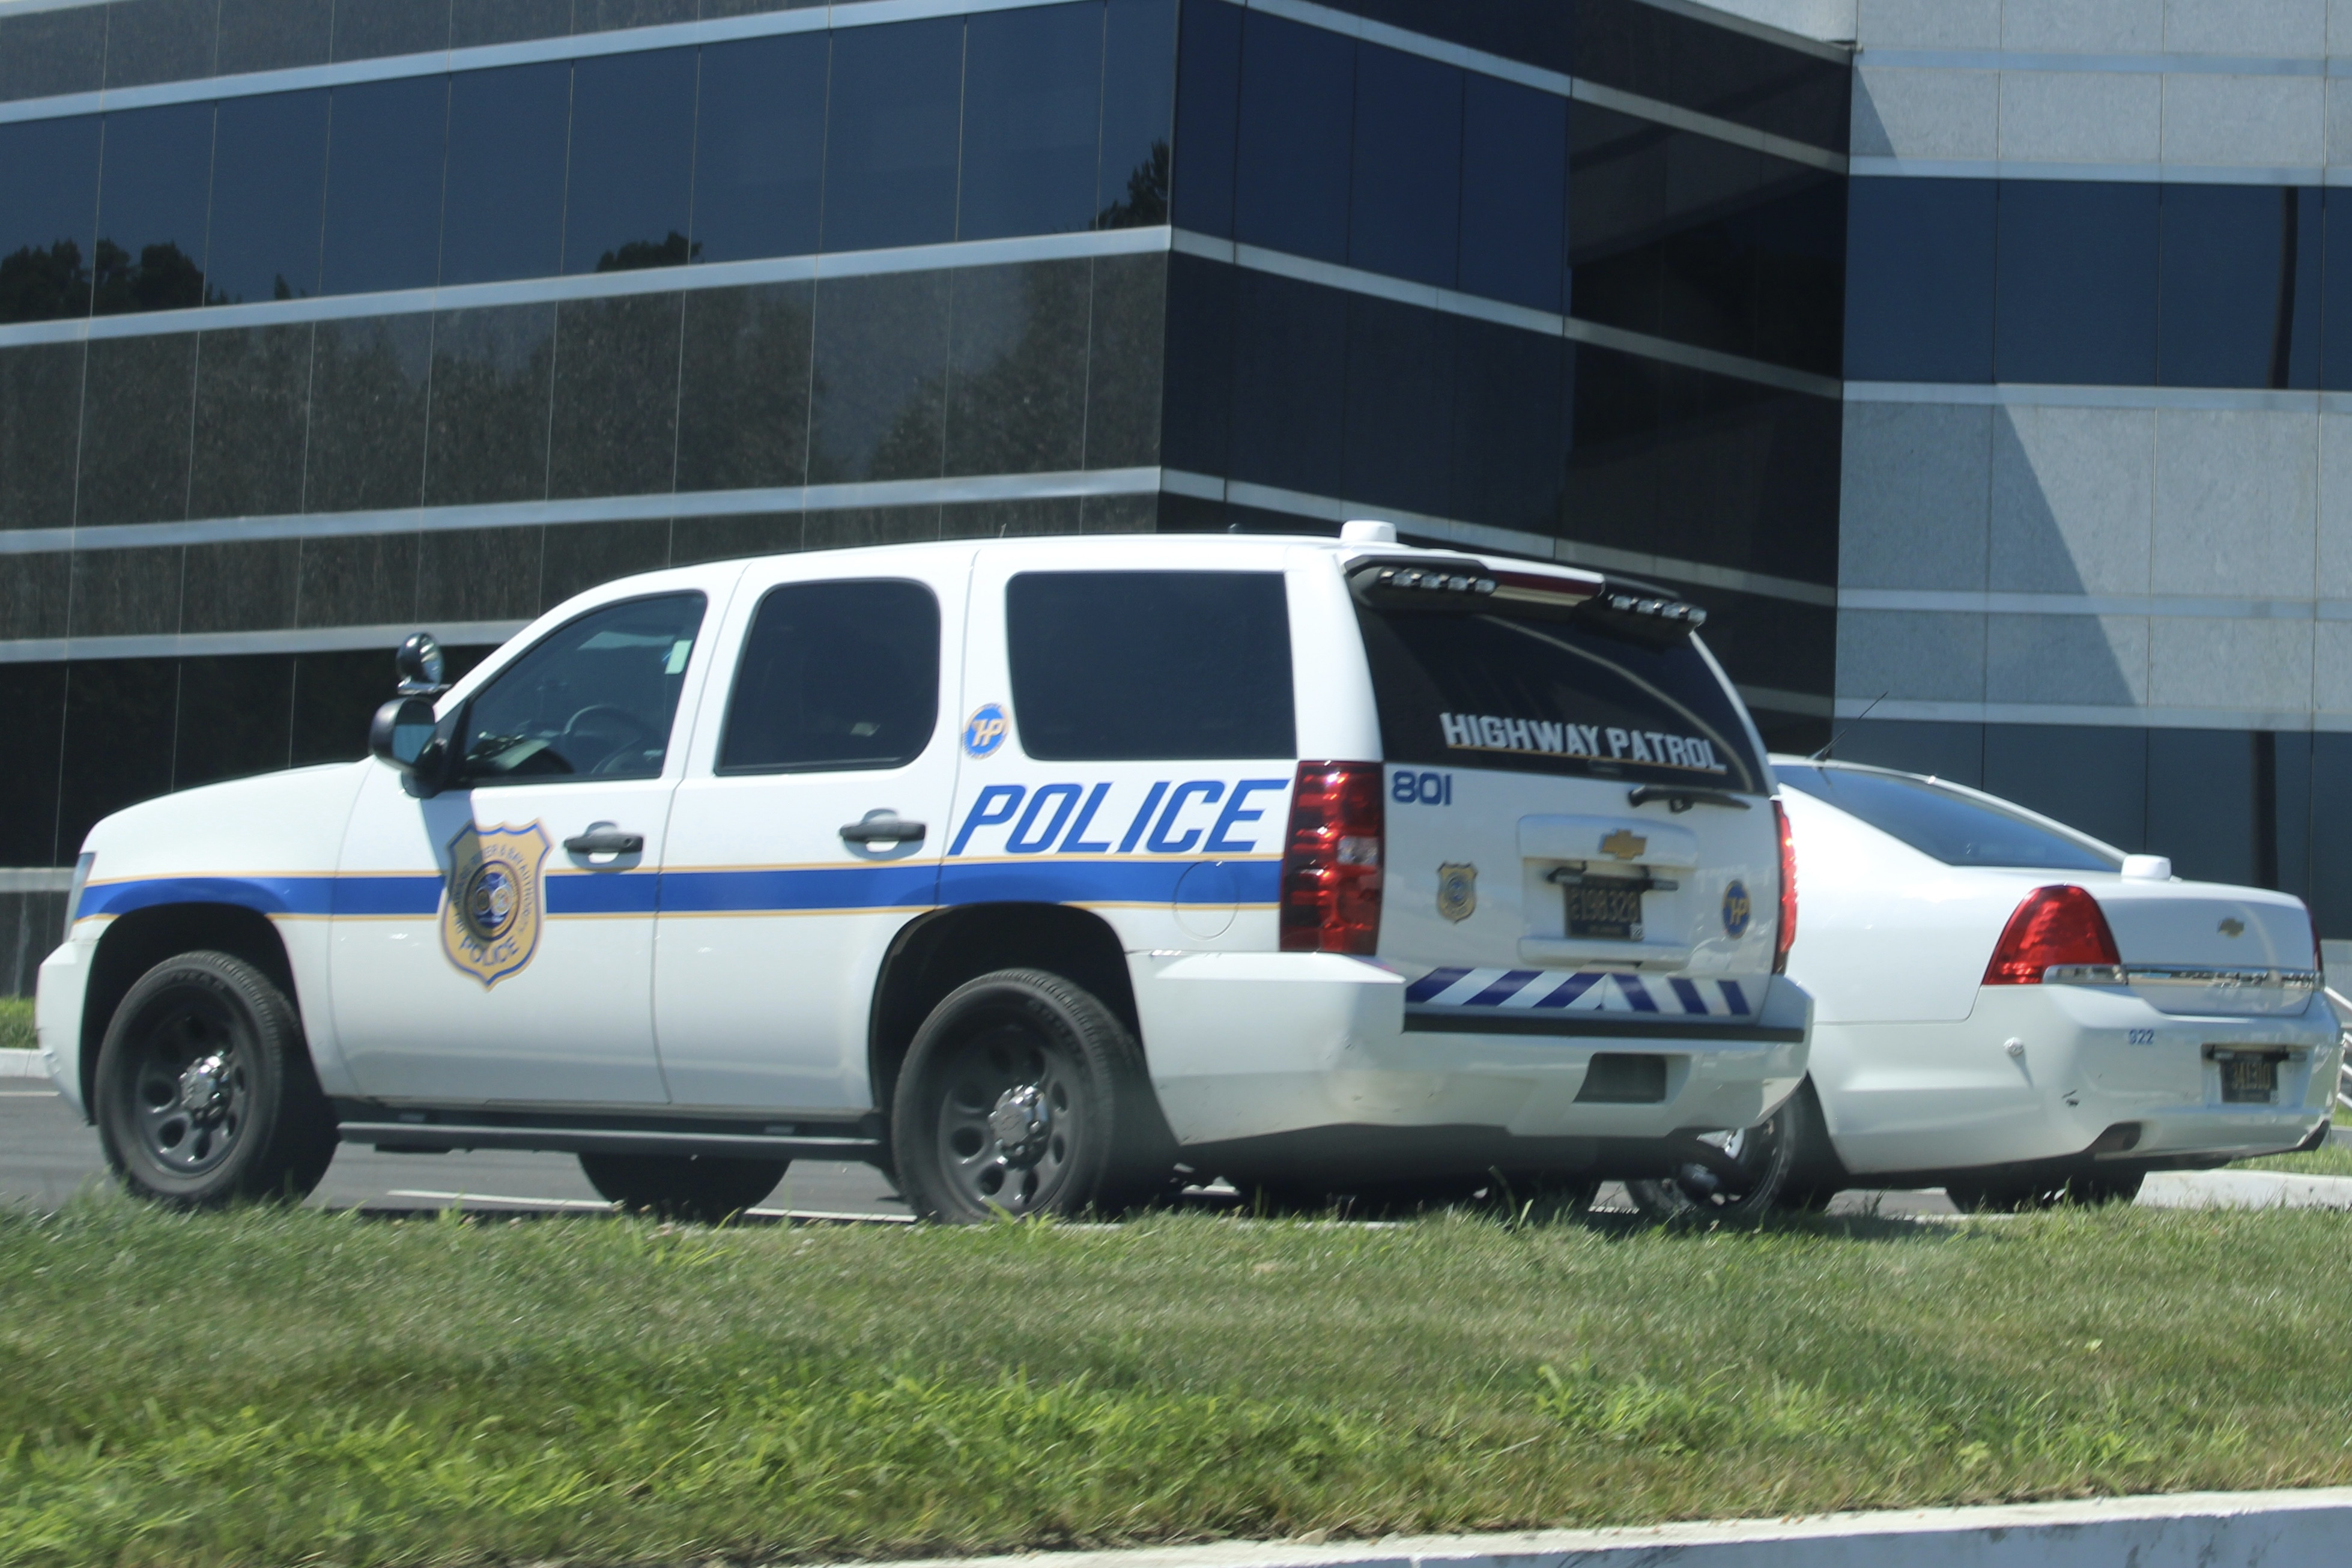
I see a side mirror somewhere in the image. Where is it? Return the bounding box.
[395,631,447,695]
[369,696,447,795]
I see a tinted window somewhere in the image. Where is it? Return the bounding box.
[2327,190,2352,393]
[1232,11,1352,265]
[439,62,571,286]
[719,579,939,772]
[1096,0,1175,228]
[1775,763,2121,871]
[1995,180,2157,386]
[92,101,216,314]
[1362,605,1765,792]
[459,592,705,782]
[1458,73,1565,312]
[1008,571,1294,760]
[564,47,697,273]
[691,34,827,264]
[820,17,963,253]
[321,76,448,296]
[1347,43,1459,289]
[1168,0,1240,235]
[960,2,1103,241]
[1843,177,1992,382]
[2160,183,2319,390]
[0,116,100,323]
[204,89,329,303]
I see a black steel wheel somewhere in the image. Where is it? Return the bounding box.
[891,969,1168,1223]
[93,950,337,1207]
[578,1152,787,1223]
[1626,1082,1817,1221]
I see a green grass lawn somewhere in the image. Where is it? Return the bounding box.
[2,1202,2348,1567]
[2235,1142,2352,1177]
[0,996,31,1053]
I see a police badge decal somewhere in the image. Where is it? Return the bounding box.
[440,822,551,987]
[1436,862,1477,922]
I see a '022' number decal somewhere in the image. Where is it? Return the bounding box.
[1392,770,1453,806]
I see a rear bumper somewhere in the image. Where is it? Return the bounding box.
[1128,951,1809,1169]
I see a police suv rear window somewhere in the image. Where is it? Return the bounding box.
[1007,571,1294,761]
[1358,606,1765,792]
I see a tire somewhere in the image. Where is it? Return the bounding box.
[1625,1082,1819,1221]
[578,1152,786,1223]
[891,967,1170,1223]
[92,950,338,1208]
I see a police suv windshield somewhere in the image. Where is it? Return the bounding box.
[1774,762,2123,871]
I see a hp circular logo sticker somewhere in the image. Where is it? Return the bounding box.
[1721,879,1753,939]
[963,703,1009,757]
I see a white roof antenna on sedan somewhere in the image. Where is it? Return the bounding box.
[1810,691,1887,762]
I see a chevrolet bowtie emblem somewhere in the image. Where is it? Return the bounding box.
[2219,917,2245,937]
[1601,829,1647,861]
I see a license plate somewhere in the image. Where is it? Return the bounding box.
[1565,882,1644,941]
[2217,1053,2278,1103]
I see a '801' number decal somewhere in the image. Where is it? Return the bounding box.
[1393,770,1453,805]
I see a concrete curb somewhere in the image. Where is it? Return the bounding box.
[0,1049,48,1080]
[2141,1169,2352,1209]
[853,1489,2352,1568]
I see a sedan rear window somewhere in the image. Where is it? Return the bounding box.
[1775,763,2122,871]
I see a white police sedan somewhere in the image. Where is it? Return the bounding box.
[1751,758,2341,1211]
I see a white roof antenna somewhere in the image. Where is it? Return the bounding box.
[1341,519,1398,544]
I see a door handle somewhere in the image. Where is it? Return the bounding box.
[563,826,644,855]
[840,811,926,846]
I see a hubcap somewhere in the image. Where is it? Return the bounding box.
[987,1083,1052,1164]
[936,1023,1079,1215]
[126,999,250,1176]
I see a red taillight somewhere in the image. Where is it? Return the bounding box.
[1279,761,1384,954]
[1772,799,1797,975]
[1983,885,2121,985]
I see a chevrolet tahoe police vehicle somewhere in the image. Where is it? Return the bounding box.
[35,523,1810,1221]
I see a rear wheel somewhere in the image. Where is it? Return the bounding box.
[1626,1083,1818,1221]
[578,1153,787,1223]
[93,951,338,1207]
[891,968,1168,1222]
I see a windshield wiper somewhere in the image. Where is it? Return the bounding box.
[1627,784,1751,813]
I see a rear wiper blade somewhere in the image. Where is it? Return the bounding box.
[1627,785,1751,813]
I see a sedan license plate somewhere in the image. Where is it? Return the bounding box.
[2216,1053,2278,1103]
[1565,882,1644,942]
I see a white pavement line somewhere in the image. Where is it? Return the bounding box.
[2140,1170,2352,1209]
[851,1488,2352,1568]
[0,1050,49,1079]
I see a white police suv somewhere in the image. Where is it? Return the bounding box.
[35,524,1810,1221]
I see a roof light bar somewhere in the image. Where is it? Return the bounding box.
[1372,566,1499,597]
[1601,590,1708,628]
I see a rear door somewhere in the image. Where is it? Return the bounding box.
[1355,567,1781,1028]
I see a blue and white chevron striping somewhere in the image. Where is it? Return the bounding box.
[1405,966,1753,1018]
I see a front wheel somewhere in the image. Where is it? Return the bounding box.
[1625,1082,1820,1221]
[891,969,1169,1223]
[578,1152,786,1223]
[93,950,338,1207]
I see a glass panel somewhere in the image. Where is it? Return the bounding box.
[59,659,175,863]
[2159,184,2320,390]
[1225,266,1343,497]
[0,116,101,323]
[1995,180,2159,387]
[819,16,964,253]
[1843,177,1993,383]
[959,1,1103,242]
[1775,761,2122,870]
[1341,291,1452,516]
[563,46,698,273]
[92,101,216,315]
[1449,314,1566,532]
[2144,728,2257,885]
[1232,10,1353,265]
[438,61,572,286]
[1981,722,2147,854]
[2326,190,2352,393]
[1096,0,1175,229]
[321,75,448,296]
[1008,570,1294,760]
[204,89,329,304]
[1168,0,1240,237]
[1346,42,1459,289]
[0,664,65,865]
[1350,0,1572,77]
[1575,0,1844,153]
[718,579,940,772]
[1567,102,1663,334]
[172,653,295,789]
[459,591,707,783]
[1825,717,1985,787]
[1458,73,1565,313]
[690,32,827,265]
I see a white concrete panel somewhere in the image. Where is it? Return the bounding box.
[1986,614,2150,706]
[2161,74,2326,169]
[1999,71,2163,167]
[2329,80,2352,169]
[1854,0,1997,49]
[1838,402,1991,592]
[2147,616,2312,710]
[1849,65,1999,160]
[2003,0,2163,53]
[2311,620,2352,714]
[2317,412,2352,599]
[2333,0,2352,55]
[2164,0,2327,57]
[1989,406,2156,597]
[1835,610,1986,701]
[2151,409,2320,598]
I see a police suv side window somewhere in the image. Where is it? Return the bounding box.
[1007,571,1294,760]
[718,580,941,773]
[456,593,706,784]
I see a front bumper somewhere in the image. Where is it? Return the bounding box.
[1128,951,1809,1171]
[34,935,92,1118]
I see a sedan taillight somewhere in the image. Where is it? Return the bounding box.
[1772,799,1797,975]
[1279,762,1383,955]
[1983,885,2121,985]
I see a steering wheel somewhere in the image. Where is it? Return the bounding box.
[560,704,660,775]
